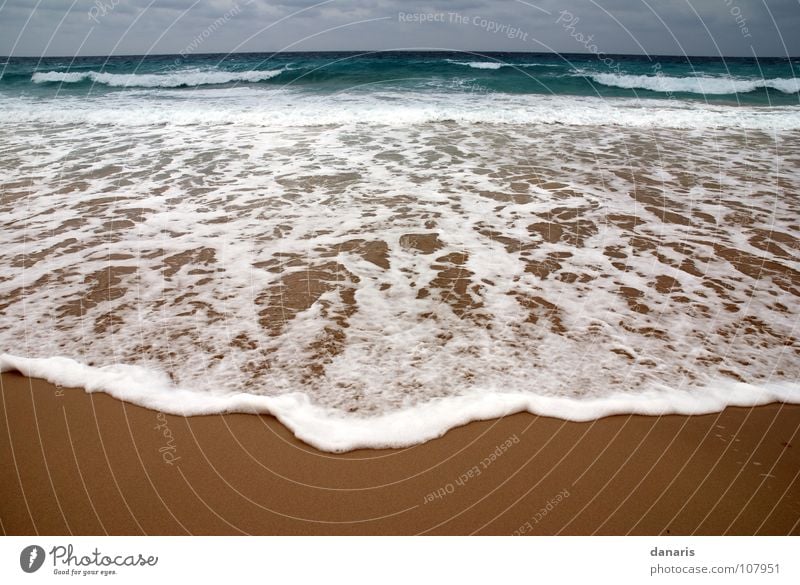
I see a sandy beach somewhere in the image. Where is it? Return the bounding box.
[1,371,797,535]
[2,52,799,539]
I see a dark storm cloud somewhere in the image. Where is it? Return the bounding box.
[0,0,798,57]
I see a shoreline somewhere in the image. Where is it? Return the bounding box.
[2,371,798,535]
[4,354,798,453]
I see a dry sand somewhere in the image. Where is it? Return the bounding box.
[1,371,798,535]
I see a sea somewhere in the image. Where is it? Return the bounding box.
[1,51,798,451]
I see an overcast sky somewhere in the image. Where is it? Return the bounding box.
[1,0,798,57]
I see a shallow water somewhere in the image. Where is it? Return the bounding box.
[1,54,799,450]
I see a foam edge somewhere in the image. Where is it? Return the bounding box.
[2,353,798,452]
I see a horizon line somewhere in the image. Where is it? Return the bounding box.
[2,49,798,60]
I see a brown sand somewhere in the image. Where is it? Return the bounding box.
[1,371,798,535]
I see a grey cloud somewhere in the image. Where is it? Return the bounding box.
[0,0,797,56]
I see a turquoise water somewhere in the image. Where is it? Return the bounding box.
[1,51,799,105]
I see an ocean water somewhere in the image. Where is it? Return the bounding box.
[1,52,799,451]
[2,51,800,103]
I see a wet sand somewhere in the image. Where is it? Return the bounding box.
[1,371,798,535]
[4,126,799,427]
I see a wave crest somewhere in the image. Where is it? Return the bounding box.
[2,93,799,129]
[31,68,285,88]
[446,60,505,70]
[591,73,800,95]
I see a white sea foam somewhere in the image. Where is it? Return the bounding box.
[31,68,284,88]
[463,62,503,70]
[591,73,800,95]
[31,71,88,83]
[0,92,798,130]
[447,61,560,70]
[446,60,505,69]
[2,353,798,452]
[1,94,799,452]
[446,60,561,70]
